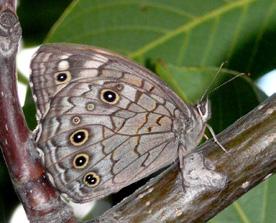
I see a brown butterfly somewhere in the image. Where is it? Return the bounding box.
[30,43,209,203]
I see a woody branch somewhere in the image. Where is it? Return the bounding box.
[0,1,77,223]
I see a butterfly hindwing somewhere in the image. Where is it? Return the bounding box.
[36,79,180,202]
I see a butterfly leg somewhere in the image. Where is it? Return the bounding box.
[178,144,189,192]
[206,124,228,153]
[178,144,188,170]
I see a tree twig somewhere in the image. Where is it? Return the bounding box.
[0,1,77,222]
[91,94,275,223]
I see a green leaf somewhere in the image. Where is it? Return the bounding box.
[209,75,266,132]
[46,0,276,79]
[17,72,29,86]
[156,62,244,103]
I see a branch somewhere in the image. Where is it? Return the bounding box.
[0,2,77,223]
[91,94,276,222]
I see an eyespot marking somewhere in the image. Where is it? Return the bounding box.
[69,129,89,146]
[83,172,100,187]
[100,89,120,104]
[54,71,71,84]
[73,153,89,169]
[86,102,95,111]
[71,116,81,125]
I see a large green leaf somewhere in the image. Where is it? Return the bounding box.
[46,0,276,78]
[155,63,248,103]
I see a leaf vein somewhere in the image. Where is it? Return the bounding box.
[128,0,256,59]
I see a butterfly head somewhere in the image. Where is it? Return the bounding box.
[195,98,211,123]
[174,98,211,151]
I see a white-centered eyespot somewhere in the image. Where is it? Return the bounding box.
[83,172,100,187]
[73,153,90,169]
[100,89,120,104]
[54,71,72,84]
[69,129,89,146]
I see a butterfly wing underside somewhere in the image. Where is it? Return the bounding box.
[30,44,197,202]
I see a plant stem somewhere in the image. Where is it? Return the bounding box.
[0,1,77,222]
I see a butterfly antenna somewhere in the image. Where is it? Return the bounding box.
[207,72,249,95]
[202,70,248,154]
[200,62,226,102]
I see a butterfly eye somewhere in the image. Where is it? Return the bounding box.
[100,89,120,104]
[69,129,89,146]
[83,172,100,187]
[73,153,89,169]
[54,71,71,83]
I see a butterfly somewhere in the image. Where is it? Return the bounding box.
[30,43,210,203]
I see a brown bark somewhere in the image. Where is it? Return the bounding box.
[0,1,77,223]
